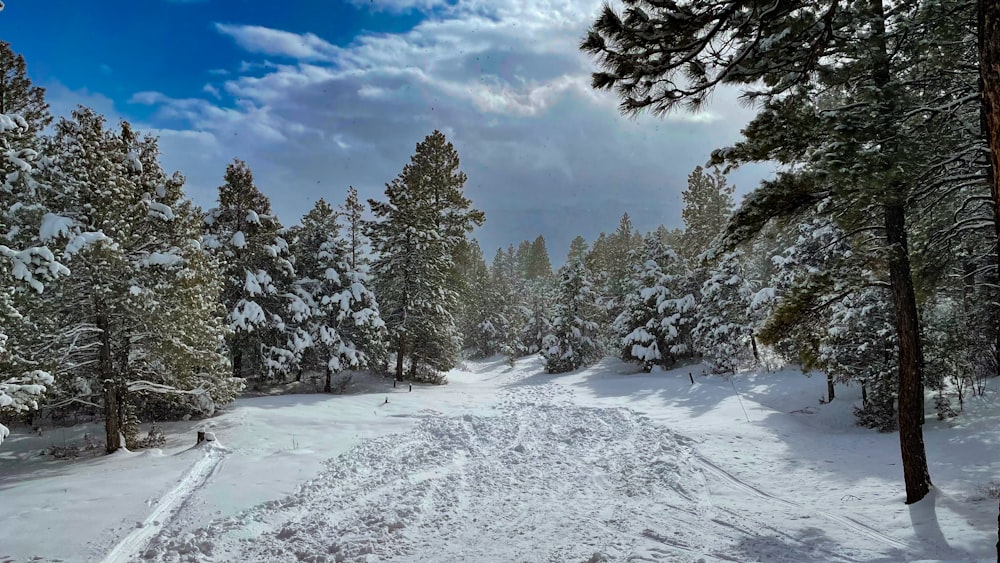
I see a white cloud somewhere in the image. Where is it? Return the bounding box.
[215,23,339,61]
[126,0,762,255]
[349,0,450,12]
[45,82,121,124]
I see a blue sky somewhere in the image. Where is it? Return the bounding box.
[2,0,770,259]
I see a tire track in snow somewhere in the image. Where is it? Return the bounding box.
[101,443,228,563]
[694,455,917,553]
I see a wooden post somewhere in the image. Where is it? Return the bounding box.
[409,384,412,392]
[197,431,206,444]
[688,373,694,385]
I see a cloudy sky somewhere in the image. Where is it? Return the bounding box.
[4,0,771,260]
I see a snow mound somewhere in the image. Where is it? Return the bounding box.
[145,404,710,562]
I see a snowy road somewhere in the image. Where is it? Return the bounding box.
[138,374,912,562]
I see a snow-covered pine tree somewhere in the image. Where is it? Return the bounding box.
[521,276,556,355]
[0,41,51,143]
[203,159,296,381]
[369,130,483,381]
[759,218,851,394]
[517,236,556,354]
[290,199,386,392]
[454,240,507,358]
[541,258,602,373]
[339,186,370,274]
[566,235,588,265]
[338,187,387,371]
[490,246,527,359]
[122,131,240,421]
[823,286,898,431]
[36,110,239,452]
[0,62,67,443]
[693,249,756,374]
[615,236,696,372]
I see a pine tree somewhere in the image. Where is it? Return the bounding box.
[37,109,239,452]
[693,250,756,374]
[120,130,239,421]
[525,235,553,280]
[454,239,500,357]
[522,276,557,355]
[204,160,296,381]
[338,187,387,370]
[582,0,944,503]
[590,214,644,348]
[339,186,369,273]
[490,246,528,359]
[541,259,602,373]
[615,236,696,372]
[680,166,735,261]
[369,130,483,380]
[0,41,51,142]
[290,199,386,392]
[566,235,588,265]
[0,80,66,444]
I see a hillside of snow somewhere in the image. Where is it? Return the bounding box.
[1,357,998,562]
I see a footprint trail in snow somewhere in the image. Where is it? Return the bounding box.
[140,375,911,562]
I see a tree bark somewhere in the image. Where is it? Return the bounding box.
[980,4,1000,544]
[395,332,406,380]
[827,373,835,402]
[865,0,931,504]
[232,348,242,379]
[97,311,120,454]
[979,0,1000,374]
[324,364,332,393]
[884,202,932,504]
[103,379,120,454]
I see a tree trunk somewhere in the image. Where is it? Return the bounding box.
[865,0,931,504]
[103,379,120,454]
[750,334,760,363]
[324,364,332,393]
[117,334,132,449]
[884,202,932,504]
[232,348,242,379]
[827,373,835,402]
[979,0,1000,374]
[97,311,120,454]
[395,332,406,380]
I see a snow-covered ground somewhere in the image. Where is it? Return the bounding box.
[1,357,998,562]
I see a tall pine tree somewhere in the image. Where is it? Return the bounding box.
[369,131,483,380]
